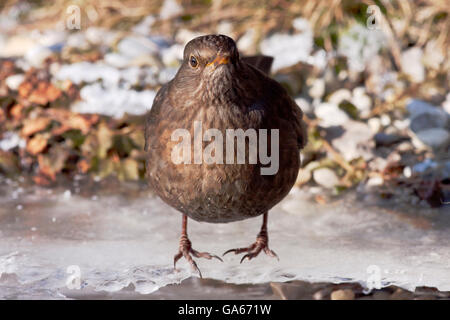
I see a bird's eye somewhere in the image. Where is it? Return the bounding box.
[189,55,198,68]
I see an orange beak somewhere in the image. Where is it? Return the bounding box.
[206,54,230,68]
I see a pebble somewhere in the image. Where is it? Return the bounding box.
[315,102,349,127]
[351,87,372,116]
[406,99,449,133]
[313,168,339,189]
[5,74,25,91]
[331,289,355,300]
[374,132,407,146]
[328,88,352,106]
[332,120,373,161]
[415,128,450,149]
[308,78,325,99]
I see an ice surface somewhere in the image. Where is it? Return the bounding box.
[0,181,449,299]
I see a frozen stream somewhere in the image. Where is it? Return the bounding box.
[0,178,449,299]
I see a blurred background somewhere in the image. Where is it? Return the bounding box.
[0,0,449,300]
[0,0,449,207]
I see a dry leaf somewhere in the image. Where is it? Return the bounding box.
[21,117,51,136]
[26,134,48,155]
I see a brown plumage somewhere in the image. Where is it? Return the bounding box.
[145,34,307,277]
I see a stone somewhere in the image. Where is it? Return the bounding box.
[308,78,325,99]
[332,120,373,161]
[407,100,448,133]
[5,74,25,91]
[313,168,339,189]
[315,102,349,127]
[415,128,450,149]
[401,47,425,83]
[328,88,352,106]
[331,289,355,300]
[351,86,372,116]
[374,133,407,147]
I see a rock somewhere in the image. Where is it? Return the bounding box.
[315,102,349,127]
[308,78,325,99]
[401,47,425,83]
[24,45,52,68]
[328,88,352,106]
[331,289,355,300]
[374,133,407,147]
[294,97,312,114]
[352,87,372,116]
[442,161,450,179]
[160,0,183,20]
[332,120,373,161]
[412,159,438,174]
[367,176,384,187]
[5,74,25,91]
[313,168,339,189]
[0,132,26,151]
[407,99,448,133]
[368,118,381,133]
[415,128,450,149]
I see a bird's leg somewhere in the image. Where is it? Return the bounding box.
[223,212,279,263]
[173,214,223,278]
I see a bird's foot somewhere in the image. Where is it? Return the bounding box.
[223,230,279,263]
[174,234,223,278]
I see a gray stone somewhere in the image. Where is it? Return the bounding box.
[407,99,449,133]
[374,132,407,146]
[415,128,450,149]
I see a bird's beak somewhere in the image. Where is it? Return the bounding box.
[206,54,229,68]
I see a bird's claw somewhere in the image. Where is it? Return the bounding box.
[223,233,279,263]
[174,236,222,278]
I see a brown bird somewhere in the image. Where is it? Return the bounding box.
[145,34,307,277]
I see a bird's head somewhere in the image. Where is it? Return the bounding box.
[173,35,240,102]
[183,34,239,72]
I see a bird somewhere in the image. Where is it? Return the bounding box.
[145,34,307,277]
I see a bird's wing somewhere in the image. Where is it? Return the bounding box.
[289,98,308,150]
[144,82,170,152]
